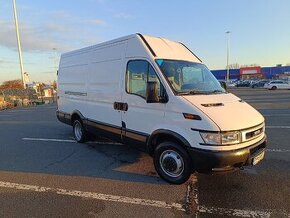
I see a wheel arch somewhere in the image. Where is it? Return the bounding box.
[71,110,85,125]
[147,129,191,155]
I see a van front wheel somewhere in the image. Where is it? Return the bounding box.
[153,142,192,184]
[73,119,87,143]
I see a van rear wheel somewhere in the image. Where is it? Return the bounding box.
[73,119,87,143]
[153,141,192,184]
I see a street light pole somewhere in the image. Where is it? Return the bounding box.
[52,48,58,74]
[12,0,26,89]
[226,31,231,82]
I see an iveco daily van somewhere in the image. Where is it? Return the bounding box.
[57,34,267,184]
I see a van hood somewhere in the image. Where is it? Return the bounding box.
[182,93,264,131]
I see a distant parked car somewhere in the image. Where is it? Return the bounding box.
[218,80,237,87]
[251,80,269,88]
[264,80,290,90]
[236,80,251,87]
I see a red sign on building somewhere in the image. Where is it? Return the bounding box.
[240,67,264,79]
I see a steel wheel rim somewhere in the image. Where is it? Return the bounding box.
[159,150,184,178]
[74,122,82,141]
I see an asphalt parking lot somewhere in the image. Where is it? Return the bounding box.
[0,87,289,217]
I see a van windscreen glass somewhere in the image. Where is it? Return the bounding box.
[156,59,225,95]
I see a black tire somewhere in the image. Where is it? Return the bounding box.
[271,86,277,90]
[73,119,87,143]
[153,141,193,184]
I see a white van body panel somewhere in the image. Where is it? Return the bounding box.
[182,93,264,131]
[58,37,132,130]
[57,51,89,117]
[125,36,151,58]
[143,35,201,62]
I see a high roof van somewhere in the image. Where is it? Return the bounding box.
[57,34,267,184]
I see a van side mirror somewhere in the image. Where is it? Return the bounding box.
[146,81,159,103]
[220,81,227,90]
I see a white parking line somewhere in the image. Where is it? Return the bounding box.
[0,180,287,217]
[198,206,272,217]
[2,109,34,113]
[22,137,122,145]
[23,138,290,153]
[263,114,290,117]
[267,149,290,152]
[0,181,184,211]
[266,126,290,129]
[22,138,76,143]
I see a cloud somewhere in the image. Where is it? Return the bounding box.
[0,8,106,54]
[0,19,72,52]
[82,19,107,26]
[114,13,133,19]
[45,23,73,33]
[0,58,15,64]
[48,10,74,19]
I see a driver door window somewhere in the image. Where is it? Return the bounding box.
[126,60,161,99]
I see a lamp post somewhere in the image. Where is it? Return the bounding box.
[226,31,231,82]
[52,48,58,74]
[12,0,26,89]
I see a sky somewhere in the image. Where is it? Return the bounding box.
[1,0,290,84]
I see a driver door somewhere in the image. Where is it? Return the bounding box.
[121,59,166,148]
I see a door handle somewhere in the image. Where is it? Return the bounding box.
[122,103,128,111]
[113,102,128,111]
[113,102,119,110]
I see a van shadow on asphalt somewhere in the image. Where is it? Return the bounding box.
[0,134,166,185]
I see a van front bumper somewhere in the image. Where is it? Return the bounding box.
[187,136,267,173]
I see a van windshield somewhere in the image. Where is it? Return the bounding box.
[156,59,225,95]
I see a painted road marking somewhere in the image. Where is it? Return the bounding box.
[267,149,290,152]
[22,138,76,143]
[2,109,35,113]
[266,126,290,129]
[0,180,288,217]
[22,137,122,145]
[0,181,184,211]
[263,114,290,117]
[23,137,290,151]
[198,206,272,217]
[23,138,290,153]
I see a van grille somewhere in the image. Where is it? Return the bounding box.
[241,123,264,142]
[250,141,266,155]
[246,127,263,140]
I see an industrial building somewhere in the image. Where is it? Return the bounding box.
[211,65,290,81]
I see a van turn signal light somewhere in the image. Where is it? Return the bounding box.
[183,113,202,120]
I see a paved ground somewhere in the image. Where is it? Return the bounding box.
[0,88,289,217]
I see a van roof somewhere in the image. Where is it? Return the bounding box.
[62,33,202,63]
[140,34,202,62]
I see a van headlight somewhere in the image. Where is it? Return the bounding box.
[200,131,240,145]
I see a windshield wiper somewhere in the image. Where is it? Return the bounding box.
[209,90,225,94]
[178,90,207,95]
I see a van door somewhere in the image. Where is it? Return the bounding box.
[121,59,166,148]
[85,59,123,143]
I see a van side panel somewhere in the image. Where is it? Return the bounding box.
[58,39,129,142]
[86,41,127,129]
[125,37,152,59]
[57,52,89,118]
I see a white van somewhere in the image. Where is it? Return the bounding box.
[57,34,267,184]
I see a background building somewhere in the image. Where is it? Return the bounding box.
[211,65,290,80]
